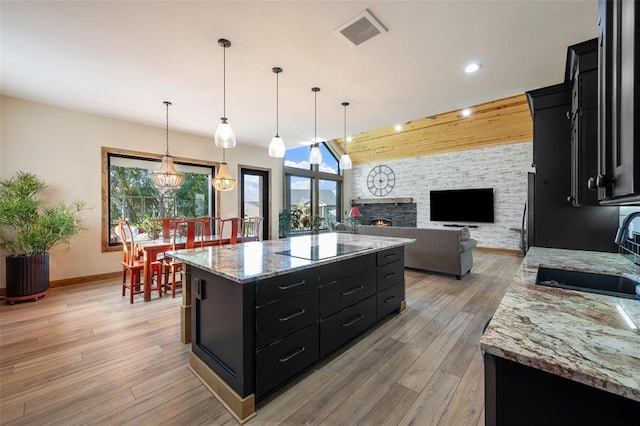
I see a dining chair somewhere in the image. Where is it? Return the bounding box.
[198,216,220,238]
[242,216,264,242]
[218,217,243,245]
[162,218,204,297]
[117,220,162,303]
[150,217,176,240]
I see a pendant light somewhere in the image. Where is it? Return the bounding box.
[339,101,353,170]
[151,101,184,190]
[214,38,236,148]
[309,87,322,165]
[268,67,286,158]
[211,148,237,191]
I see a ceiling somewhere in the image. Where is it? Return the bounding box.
[1,1,599,152]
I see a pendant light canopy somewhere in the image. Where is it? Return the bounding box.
[339,101,353,170]
[151,101,184,191]
[214,38,236,149]
[268,67,286,158]
[309,87,322,165]
[211,148,237,191]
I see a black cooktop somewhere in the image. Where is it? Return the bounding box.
[277,243,367,261]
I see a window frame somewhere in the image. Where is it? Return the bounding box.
[283,143,344,232]
[101,146,218,252]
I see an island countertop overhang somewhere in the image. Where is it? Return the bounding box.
[166,232,415,284]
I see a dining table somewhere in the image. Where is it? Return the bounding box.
[135,235,230,302]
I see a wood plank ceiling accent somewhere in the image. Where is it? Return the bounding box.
[331,94,532,166]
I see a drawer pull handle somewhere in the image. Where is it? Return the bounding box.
[384,296,396,303]
[279,308,306,322]
[383,253,396,258]
[278,346,306,363]
[384,272,396,279]
[342,314,364,327]
[278,280,305,290]
[341,285,364,296]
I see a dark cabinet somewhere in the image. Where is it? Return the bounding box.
[484,353,639,425]
[566,39,599,206]
[593,0,640,205]
[526,84,619,252]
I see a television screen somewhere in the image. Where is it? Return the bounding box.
[430,188,495,223]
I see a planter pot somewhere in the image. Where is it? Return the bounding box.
[5,253,49,304]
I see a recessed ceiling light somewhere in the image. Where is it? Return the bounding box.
[394,124,402,132]
[462,108,472,117]
[464,63,482,73]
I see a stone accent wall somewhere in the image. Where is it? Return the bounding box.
[353,203,417,227]
[350,142,533,251]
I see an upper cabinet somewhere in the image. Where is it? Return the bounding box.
[566,38,599,206]
[591,0,640,205]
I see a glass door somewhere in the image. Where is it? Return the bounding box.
[240,167,270,240]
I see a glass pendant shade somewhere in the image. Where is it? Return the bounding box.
[309,145,322,164]
[214,117,236,148]
[151,101,184,190]
[211,162,236,191]
[268,136,285,157]
[339,153,352,170]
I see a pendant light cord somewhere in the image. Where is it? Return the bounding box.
[222,44,226,118]
[222,148,226,163]
[314,89,317,147]
[343,104,347,154]
[165,101,170,155]
[276,71,279,137]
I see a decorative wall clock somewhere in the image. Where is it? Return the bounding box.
[367,165,396,196]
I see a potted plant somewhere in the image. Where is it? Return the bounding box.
[0,172,86,304]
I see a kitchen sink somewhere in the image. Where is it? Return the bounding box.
[535,267,639,299]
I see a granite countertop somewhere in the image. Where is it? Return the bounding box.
[166,232,414,284]
[480,246,640,402]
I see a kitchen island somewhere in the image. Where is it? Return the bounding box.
[168,232,414,423]
[480,247,640,425]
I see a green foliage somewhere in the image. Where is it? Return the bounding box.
[0,172,87,256]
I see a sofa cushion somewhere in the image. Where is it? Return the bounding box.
[460,239,477,252]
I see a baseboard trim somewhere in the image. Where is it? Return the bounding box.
[50,271,120,288]
[475,246,522,256]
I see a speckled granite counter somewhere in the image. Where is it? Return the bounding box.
[167,232,414,283]
[480,246,640,402]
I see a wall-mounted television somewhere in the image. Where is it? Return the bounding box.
[430,188,495,223]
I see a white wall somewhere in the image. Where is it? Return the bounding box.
[0,96,283,285]
[351,142,533,251]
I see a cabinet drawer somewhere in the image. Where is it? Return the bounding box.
[256,268,318,306]
[377,282,404,320]
[256,289,318,349]
[319,254,375,285]
[320,295,376,357]
[377,260,403,292]
[256,323,319,399]
[376,246,404,267]
[319,268,376,319]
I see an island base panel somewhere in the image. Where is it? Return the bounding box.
[189,351,256,424]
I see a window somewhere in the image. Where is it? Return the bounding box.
[283,143,343,234]
[102,147,216,251]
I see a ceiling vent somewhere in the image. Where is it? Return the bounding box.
[334,9,388,47]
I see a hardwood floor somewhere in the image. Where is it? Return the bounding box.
[0,251,522,425]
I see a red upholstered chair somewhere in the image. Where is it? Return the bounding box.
[162,218,204,298]
[217,217,243,245]
[117,220,162,303]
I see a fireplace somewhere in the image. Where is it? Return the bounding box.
[351,197,417,228]
[371,218,392,226]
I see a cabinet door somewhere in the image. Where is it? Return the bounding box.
[597,0,640,203]
[319,295,377,357]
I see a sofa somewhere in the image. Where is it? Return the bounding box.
[357,225,477,279]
